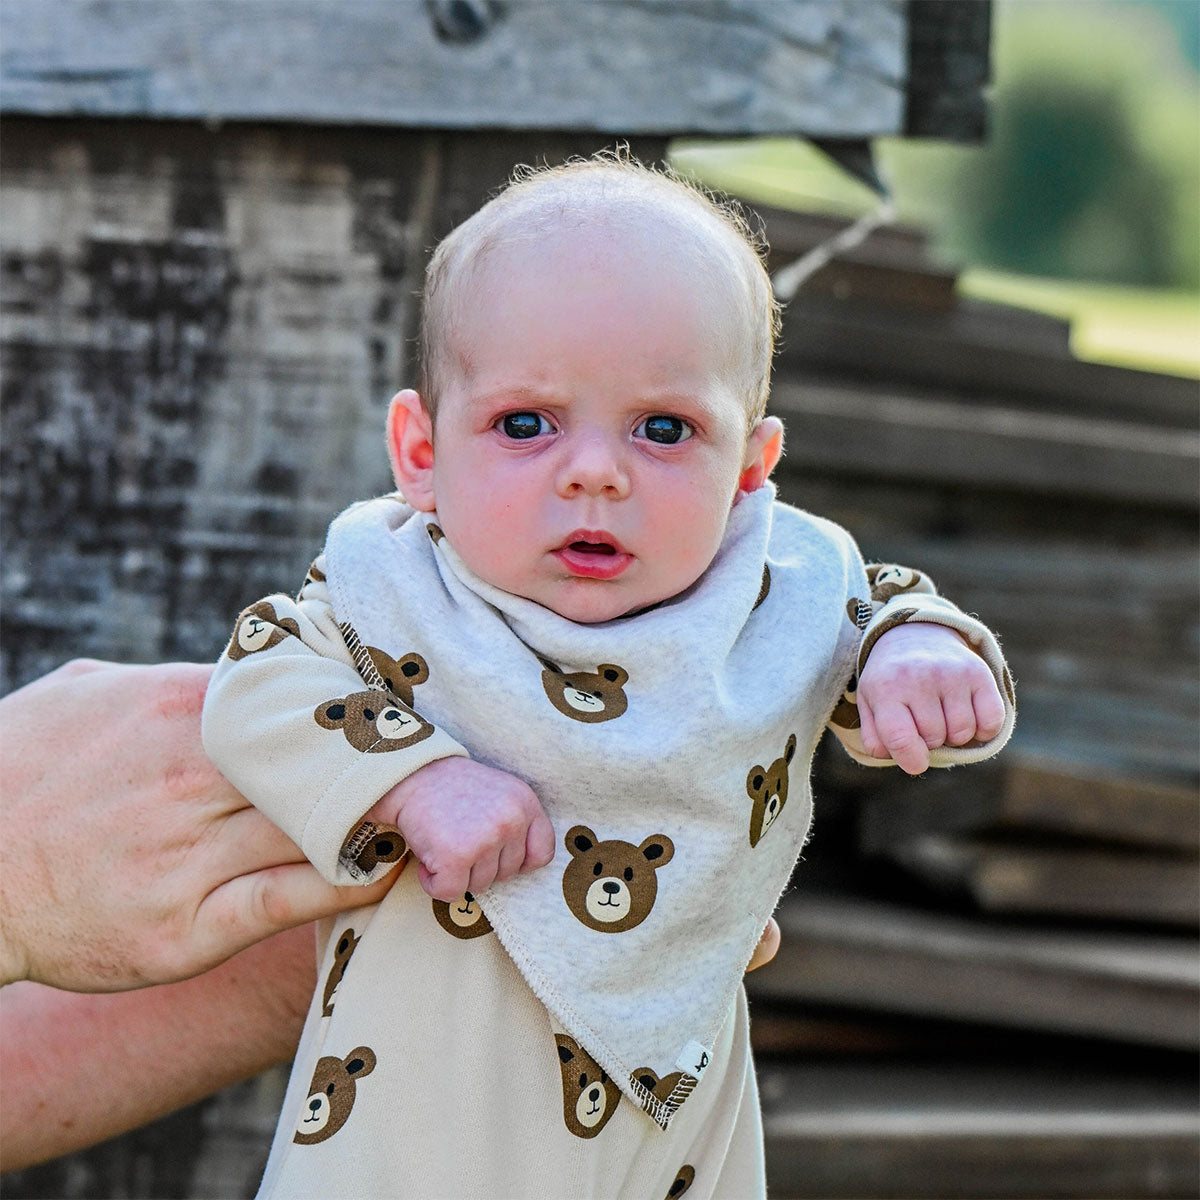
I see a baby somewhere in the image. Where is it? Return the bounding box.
[202,156,1013,1200]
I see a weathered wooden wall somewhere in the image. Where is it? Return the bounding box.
[0,120,667,692]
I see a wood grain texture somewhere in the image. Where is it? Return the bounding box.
[0,0,916,136]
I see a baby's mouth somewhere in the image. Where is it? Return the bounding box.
[568,540,616,556]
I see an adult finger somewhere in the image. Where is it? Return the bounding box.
[190,864,397,982]
[746,918,781,972]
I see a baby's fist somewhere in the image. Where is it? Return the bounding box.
[856,622,1005,774]
[367,758,555,901]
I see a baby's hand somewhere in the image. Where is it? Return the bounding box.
[856,623,1005,775]
[366,758,555,901]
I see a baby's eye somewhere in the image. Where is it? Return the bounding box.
[499,412,552,439]
[635,415,692,444]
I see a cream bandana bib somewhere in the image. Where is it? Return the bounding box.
[323,485,866,1127]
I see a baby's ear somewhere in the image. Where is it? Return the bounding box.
[387,390,437,512]
[737,416,784,496]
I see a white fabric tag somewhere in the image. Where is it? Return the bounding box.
[676,1040,712,1079]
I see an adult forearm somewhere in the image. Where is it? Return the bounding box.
[0,925,317,1171]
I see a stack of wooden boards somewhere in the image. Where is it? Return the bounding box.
[746,203,1200,1199]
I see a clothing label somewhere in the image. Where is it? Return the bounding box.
[676,1040,712,1079]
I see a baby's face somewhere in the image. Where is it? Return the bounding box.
[420,221,762,623]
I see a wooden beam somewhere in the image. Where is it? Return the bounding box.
[885,835,1200,927]
[0,0,914,137]
[859,755,1200,853]
[770,378,1199,507]
[760,1059,1200,1199]
[751,892,1200,1049]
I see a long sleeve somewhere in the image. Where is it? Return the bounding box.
[201,559,468,885]
[828,563,1016,767]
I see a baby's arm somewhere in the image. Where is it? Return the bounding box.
[202,563,552,897]
[829,564,1015,773]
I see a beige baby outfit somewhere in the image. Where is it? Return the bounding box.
[202,484,1014,1199]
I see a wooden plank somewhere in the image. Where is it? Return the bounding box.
[770,378,1199,507]
[886,835,1200,927]
[0,0,916,137]
[859,756,1200,853]
[751,891,1200,1048]
[760,1060,1200,1199]
[776,296,1199,429]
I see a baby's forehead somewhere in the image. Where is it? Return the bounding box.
[461,175,749,279]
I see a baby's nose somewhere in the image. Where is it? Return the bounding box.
[556,433,630,498]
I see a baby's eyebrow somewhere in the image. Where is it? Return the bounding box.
[468,384,565,409]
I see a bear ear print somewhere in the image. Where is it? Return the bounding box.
[539,657,563,675]
[639,834,674,868]
[748,769,765,792]
[785,733,797,763]
[343,1048,376,1078]
[635,1071,658,1092]
[315,700,348,727]
[597,664,628,686]
[566,825,597,856]
[557,1043,575,1065]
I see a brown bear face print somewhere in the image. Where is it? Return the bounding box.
[630,1067,697,1120]
[293,1047,377,1145]
[321,928,360,1017]
[562,826,674,933]
[828,673,861,731]
[555,1034,622,1138]
[314,691,434,753]
[867,563,922,604]
[666,1165,696,1198]
[540,662,628,723]
[345,822,408,875]
[365,648,429,708]
[747,733,797,848]
[432,892,494,939]
[226,601,300,661]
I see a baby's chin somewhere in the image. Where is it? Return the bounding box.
[524,577,693,624]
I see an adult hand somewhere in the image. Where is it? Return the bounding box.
[0,659,398,992]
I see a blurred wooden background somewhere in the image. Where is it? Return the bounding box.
[2,3,1195,1198]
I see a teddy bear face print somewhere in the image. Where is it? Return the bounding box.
[432,892,494,939]
[314,690,434,753]
[227,601,299,660]
[540,662,628,723]
[293,1047,376,1145]
[555,1034,621,1138]
[561,826,674,933]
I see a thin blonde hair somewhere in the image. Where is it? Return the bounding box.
[418,150,781,431]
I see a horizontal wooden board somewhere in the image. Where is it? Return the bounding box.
[776,296,1198,428]
[0,0,914,136]
[859,755,1200,853]
[885,835,1200,927]
[770,378,1200,506]
[751,891,1200,1049]
[760,1060,1200,1198]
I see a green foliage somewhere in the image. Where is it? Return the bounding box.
[880,0,1199,288]
[673,2,1199,291]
